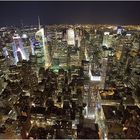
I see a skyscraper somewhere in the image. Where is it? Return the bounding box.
[35,28,50,68]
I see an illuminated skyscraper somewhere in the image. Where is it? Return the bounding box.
[35,28,50,68]
[12,34,27,63]
[29,38,35,55]
[34,41,45,67]
[67,28,75,46]
[117,26,123,35]
[102,32,113,48]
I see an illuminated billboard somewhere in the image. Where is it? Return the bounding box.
[90,76,101,81]
[34,42,41,47]
[13,34,20,39]
[89,68,101,82]
[104,32,110,35]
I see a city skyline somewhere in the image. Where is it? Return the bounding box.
[0,1,140,26]
[0,12,140,139]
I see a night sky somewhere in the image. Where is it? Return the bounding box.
[0,1,140,26]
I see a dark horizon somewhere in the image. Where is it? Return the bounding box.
[0,1,140,26]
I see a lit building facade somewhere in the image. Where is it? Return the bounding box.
[67,28,75,46]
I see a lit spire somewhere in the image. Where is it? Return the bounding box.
[38,16,41,30]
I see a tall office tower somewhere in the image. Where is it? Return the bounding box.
[102,32,113,48]
[67,28,75,46]
[117,26,123,35]
[21,33,30,61]
[0,53,8,94]
[51,41,68,71]
[12,42,18,64]
[35,28,50,68]
[29,55,38,73]
[34,41,45,67]
[12,34,27,63]
[29,38,35,55]
[70,47,80,67]
[75,34,81,48]
[18,39,27,59]
[0,70,4,94]
[0,52,8,74]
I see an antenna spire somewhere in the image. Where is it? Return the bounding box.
[38,16,41,29]
[20,19,23,29]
